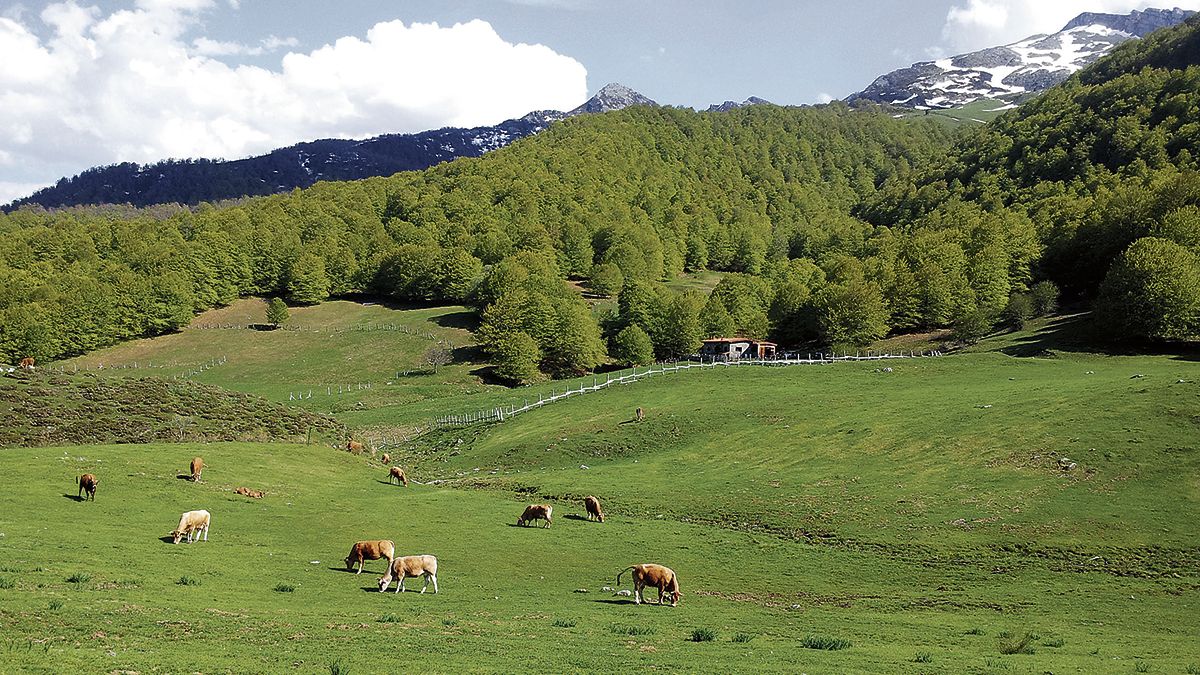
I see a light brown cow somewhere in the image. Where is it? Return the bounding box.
[170,510,211,544]
[635,407,645,422]
[190,456,204,482]
[517,504,553,528]
[584,495,605,522]
[617,563,680,606]
[347,440,364,454]
[377,554,438,594]
[18,357,35,371]
[388,467,409,486]
[380,452,391,465]
[345,540,395,575]
[77,473,98,501]
[234,487,264,499]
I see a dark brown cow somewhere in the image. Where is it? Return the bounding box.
[388,467,409,486]
[617,564,680,606]
[635,407,645,422]
[77,474,98,501]
[190,456,204,482]
[517,504,553,528]
[584,496,605,522]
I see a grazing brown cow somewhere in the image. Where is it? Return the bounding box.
[635,407,645,422]
[584,495,605,522]
[77,474,98,501]
[234,487,264,499]
[18,357,35,371]
[380,452,391,465]
[345,540,395,575]
[388,467,409,486]
[617,563,680,606]
[347,440,364,454]
[378,554,438,594]
[517,504,553,528]
[190,456,204,482]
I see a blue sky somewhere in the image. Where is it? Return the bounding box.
[0,0,1196,202]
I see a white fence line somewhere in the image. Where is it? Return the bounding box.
[376,350,942,450]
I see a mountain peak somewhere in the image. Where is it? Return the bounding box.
[1061,7,1195,36]
[847,6,1194,111]
[705,96,773,113]
[569,83,658,115]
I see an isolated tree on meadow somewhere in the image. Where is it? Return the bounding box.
[265,298,289,327]
[424,344,453,373]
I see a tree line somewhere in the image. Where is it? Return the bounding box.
[2,17,1198,380]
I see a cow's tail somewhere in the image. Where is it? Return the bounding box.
[616,566,636,586]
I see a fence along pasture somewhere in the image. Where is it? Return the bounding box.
[371,350,942,451]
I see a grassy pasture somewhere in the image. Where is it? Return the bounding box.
[57,299,491,431]
[2,345,1198,672]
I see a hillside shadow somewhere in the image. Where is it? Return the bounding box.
[431,310,478,331]
[470,365,511,386]
[997,313,1200,361]
[450,344,487,365]
[63,494,85,502]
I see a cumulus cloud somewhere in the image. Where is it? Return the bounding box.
[0,1,588,203]
[941,0,1200,51]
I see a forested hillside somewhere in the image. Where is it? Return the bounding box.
[0,105,953,379]
[3,16,1199,381]
[863,15,1200,341]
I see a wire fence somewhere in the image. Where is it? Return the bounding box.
[371,350,943,451]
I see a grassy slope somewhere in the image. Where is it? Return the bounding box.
[2,336,1197,672]
[57,299,489,432]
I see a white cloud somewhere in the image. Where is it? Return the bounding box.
[941,0,1200,51]
[0,1,588,202]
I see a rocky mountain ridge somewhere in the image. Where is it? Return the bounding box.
[847,7,1195,110]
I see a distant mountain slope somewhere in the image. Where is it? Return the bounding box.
[847,7,1194,110]
[5,83,655,211]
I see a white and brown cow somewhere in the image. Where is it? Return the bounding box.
[171,510,211,544]
[377,555,438,594]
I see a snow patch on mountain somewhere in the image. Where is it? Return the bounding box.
[847,8,1194,110]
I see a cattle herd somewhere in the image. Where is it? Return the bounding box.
[71,448,682,607]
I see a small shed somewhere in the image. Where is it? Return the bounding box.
[698,337,777,360]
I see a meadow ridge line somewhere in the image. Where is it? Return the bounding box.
[374,351,942,450]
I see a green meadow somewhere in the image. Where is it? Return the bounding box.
[2,316,1198,672]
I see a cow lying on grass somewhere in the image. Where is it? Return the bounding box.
[77,474,98,501]
[584,496,604,522]
[171,510,211,544]
[617,564,680,606]
[345,540,395,575]
[378,555,438,594]
[234,487,263,499]
[517,504,552,528]
[388,467,409,486]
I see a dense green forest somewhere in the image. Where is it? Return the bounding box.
[863,15,1200,341]
[2,16,1198,381]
